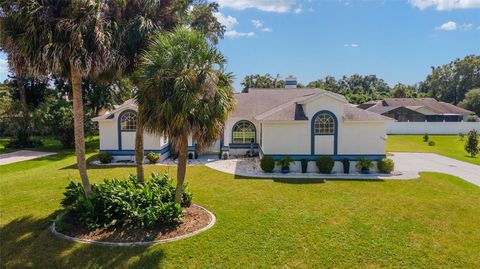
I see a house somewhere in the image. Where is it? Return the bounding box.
[93,80,392,172]
[359,98,474,122]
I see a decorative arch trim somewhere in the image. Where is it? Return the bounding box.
[311,110,338,155]
[117,109,137,150]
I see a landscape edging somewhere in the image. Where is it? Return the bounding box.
[50,204,216,247]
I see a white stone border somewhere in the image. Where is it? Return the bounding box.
[50,204,216,247]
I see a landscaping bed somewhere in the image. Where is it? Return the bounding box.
[56,204,213,244]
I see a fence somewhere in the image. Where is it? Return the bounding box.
[387,121,480,134]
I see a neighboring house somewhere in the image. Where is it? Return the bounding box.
[93,83,392,172]
[359,98,474,122]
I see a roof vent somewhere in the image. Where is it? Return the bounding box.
[285,75,297,89]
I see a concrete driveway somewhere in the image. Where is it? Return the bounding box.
[0,150,56,166]
[390,152,480,187]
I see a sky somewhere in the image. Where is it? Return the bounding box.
[0,0,479,91]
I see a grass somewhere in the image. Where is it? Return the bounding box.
[1,140,480,268]
[387,134,480,165]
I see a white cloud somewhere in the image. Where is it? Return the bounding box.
[437,21,457,30]
[214,12,238,30]
[460,23,473,30]
[344,43,359,48]
[225,30,255,38]
[294,7,303,14]
[251,19,273,32]
[410,0,480,10]
[217,0,294,13]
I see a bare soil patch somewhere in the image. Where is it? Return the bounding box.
[60,204,212,243]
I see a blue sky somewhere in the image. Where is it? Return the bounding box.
[1,0,479,91]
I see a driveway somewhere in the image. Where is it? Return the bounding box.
[0,150,56,166]
[390,152,480,187]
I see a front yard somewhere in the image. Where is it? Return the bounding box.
[1,145,480,268]
[387,134,480,165]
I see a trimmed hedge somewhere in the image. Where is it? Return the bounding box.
[377,158,394,173]
[146,152,160,163]
[260,156,275,172]
[316,156,334,174]
[61,172,192,230]
[98,151,113,164]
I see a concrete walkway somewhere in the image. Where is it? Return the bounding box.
[0,150,56,166]
[389,152,480,187]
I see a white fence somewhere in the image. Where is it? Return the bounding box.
[387,122,480,134]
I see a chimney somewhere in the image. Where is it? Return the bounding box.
[285,75,297,89]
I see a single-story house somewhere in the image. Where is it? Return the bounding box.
[358,98,474,122]
[93,83,393,172]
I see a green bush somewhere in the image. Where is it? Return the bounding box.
[428,140,435,146]
[423,133,429,142]
[277,156,294,169]
[61,172,192,230]
[464,129,479,157]
[316,156,334,174]
[260,156,275,172]
[146,152,160,163]
[98,151,113,164]
[377,158,394,173]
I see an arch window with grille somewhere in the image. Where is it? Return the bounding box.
[313,113,335,135]
[120,111,136,131]
[232,121,256,144]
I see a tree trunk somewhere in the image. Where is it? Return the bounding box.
[16,77,31,143]
[174,135,188,204]
[135,111,145,184]
[70,64,92,195]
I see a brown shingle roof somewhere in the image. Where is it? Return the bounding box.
[382,98,473,115]
[343,105,393,121]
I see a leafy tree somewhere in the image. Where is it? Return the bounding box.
[0,0,123,194]
[241,74,285,92]
[136,28,235,203]
[419,55,480,104]
[459,88,480,116]
[464,130,479,157]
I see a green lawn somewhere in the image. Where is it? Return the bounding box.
[387,134,480,165]
[1,146,479,268]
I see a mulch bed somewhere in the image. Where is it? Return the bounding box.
[60,204,212,243]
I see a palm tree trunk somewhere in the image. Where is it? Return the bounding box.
[70,64,92,195]
[16,77,31,143]
[174,134,188,204]
[135,112,145,184]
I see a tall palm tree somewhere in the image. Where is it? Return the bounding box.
[136,28,235,203]
[109,0,224,184]
[0,0,123,194]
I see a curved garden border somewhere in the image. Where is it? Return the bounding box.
[50,204,216,247]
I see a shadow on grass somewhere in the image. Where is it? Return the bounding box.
[0,213,165,268]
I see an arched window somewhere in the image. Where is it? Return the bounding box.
[232,121,256,144]
[314,113,335,135]
[120,111,136,130]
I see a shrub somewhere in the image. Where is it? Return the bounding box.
[277,156,294,169]
[188,152,193,159]
[260,156,275,172]
[428,140,435,146]
[377,158,394,173]
[316,156,334,174]
[459,133,465,141]
[146,152,160,163]
[342,159,350,174]
[98,151,113,164]
[423,133,429,142]
[356,158,374,170]
[300,159,308,173]
[61,172,191,230]
[465,129,479,157]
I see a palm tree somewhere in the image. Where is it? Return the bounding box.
[136,28,235,203]
[0,1,122,194]
[110,0,224,184]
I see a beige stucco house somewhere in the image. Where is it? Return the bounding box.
[93,85,392,172]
